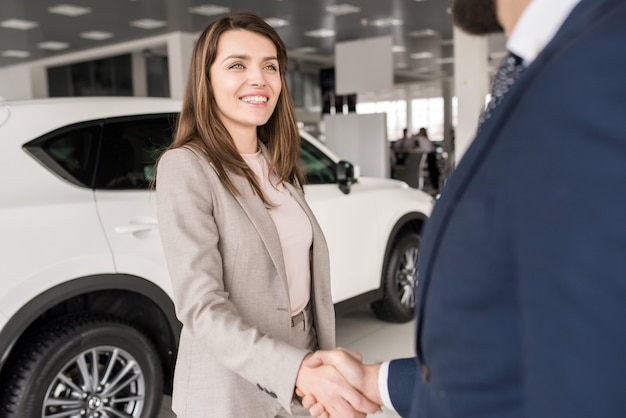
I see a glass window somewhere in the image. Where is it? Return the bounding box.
[44,127,100,186]
[48,66,72,97]
[411,97,444,139]
[146,55,170,98]
[48,54,132,97]
[356,100,406,142]
[300,137,336,185]
[23,125,101,188]
[95,115,176,190]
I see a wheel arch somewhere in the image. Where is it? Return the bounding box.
[380,212,427,286]
[0,274,180,394]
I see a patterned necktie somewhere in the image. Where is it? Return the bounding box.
[478,52,525,129]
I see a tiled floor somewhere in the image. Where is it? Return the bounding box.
[159,307,415,418]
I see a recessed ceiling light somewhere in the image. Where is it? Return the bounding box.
[265,17,289,28]
[48,4,92,17]
[291,46,317,54]
[370,18,403,27]
[38,41,70,50]
[436,57,455,64]
[2,50,31,58]
[130,19,167,29]
[0,19,39,30]
[392,45,406,53]
[188,4,230,17]
[409,29,438,38]
[410,51,433,59]
[326,4,361,16]
[80,31,114,40]
[305,29,335,38]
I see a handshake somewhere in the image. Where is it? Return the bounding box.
[295,348,384,418]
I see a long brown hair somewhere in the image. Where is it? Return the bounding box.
[162,12,304,205]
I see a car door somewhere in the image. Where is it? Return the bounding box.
[300,138,382,303]
[93,114,176,295]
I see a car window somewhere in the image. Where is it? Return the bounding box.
[94,115,176,189]
[23,125,101,188]
[300,137,336,184]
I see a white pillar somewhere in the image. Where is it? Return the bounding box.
[167,32,197,100]
[132,51,148,97]
[441,77,454,163]
[0,64,47,99]
[405,86,413,135]
[453,27,489,163]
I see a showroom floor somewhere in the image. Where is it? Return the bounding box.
[158,307,415,418]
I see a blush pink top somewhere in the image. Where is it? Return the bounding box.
[241,151,312,314]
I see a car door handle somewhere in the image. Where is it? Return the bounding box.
[114,219,158,234]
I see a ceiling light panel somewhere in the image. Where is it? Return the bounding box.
[130,19,167,29]
[48,4,92,17]
[2,50,31,58]
[392,45,406,53]
[409,29,438,37]
[80,31,114,40]
[410,51,433,59]
[305,29,335,38]
[265,17,289,28]
[38,41,70,50]
[326,4,361,16]
[188,4,230,16]
[370,18,403,27]
[291,46,317,54]
[436,57,454,64]
[0,19,39,30]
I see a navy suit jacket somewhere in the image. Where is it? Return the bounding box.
[388,0,626,416]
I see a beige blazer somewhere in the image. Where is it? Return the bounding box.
[156,145,335,418]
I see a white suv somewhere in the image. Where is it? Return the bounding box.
[0,97,432,417]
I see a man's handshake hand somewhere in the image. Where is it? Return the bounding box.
[296,348,383,418]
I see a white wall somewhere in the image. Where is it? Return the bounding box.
[323,113,389,178]
[0,65,34,100]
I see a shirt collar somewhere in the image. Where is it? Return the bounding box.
[507,0,582,65]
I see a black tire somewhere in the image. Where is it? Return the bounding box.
[0,315,163,418]
[372,231,420,323]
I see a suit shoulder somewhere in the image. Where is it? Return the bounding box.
[158,146,204,167]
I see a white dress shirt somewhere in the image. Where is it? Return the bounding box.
[377,0,582,412]
[508,0,582,66]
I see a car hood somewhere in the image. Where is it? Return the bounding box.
[359,175,418,190]
[357,176,433,199]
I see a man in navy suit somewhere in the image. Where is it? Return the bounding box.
[301,0,626,416]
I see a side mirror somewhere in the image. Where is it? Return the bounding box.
[336,160,355,194]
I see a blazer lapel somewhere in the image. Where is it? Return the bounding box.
[229,173,290,296]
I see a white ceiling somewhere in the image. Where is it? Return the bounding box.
[0,0,507,97]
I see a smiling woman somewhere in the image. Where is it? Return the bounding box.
[210,29,282,150]
[154,12,379,418]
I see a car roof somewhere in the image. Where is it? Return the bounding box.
[0,96,341,162]
[0,97,182,141]
[1,96,181,107]
[1,96,182,118]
